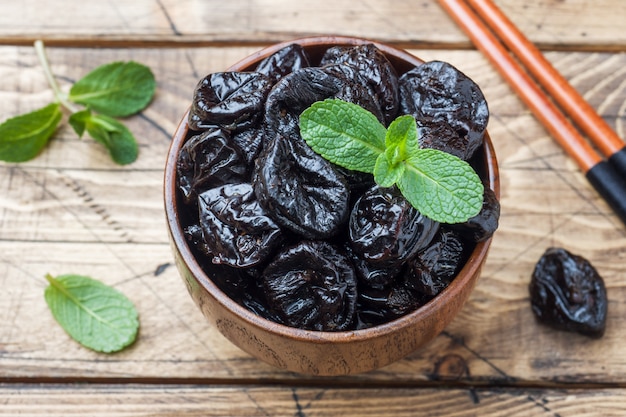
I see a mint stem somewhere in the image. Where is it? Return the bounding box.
[34,40,80,113]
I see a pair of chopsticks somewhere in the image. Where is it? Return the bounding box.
[438,0,626,226]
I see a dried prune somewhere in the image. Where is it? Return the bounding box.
[264,67,344,137]
[197,183,283,268]
[349,186,439,268]
[262,241,357,331]
[255,43,311,84]
[344,243,402,290]
[451,186,500,242]
[399,61,489,160]
[321,43,399,124]
[231,127,264,165]
[189,72,272,132]
[253,133,350,239]
[322,64,385,123]
[529,247,607,338]
[405,229,467,297]
[264,66,384,139]
[356,281,426,329]
[177,128,249,205]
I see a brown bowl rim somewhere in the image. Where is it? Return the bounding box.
[164,36,500,345]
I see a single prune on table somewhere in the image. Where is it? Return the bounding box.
[349,186,439,268]
[176,128,249,205]
[399,61,489,161]
[529,247,608,338]
[254,43,311,84]
[405,228,467,297]
[253,133,350,239]
[321,43,399,124]
[451,186,500,242]
[197,183,283,268]
[262,241,358,331]
[188,71,272,132]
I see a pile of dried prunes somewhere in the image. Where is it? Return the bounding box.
[176,43,500,331]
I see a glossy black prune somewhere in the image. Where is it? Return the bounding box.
[176,128,249,205]
[264,67,344,137]
[344,243,402,290]
[451,186,500,242]
[264,66,384,139]
[321,43,399,124]
[356,281,426,329]
[399,61,489,160]
[322,64,385,123]
[197,183,283,268]
[349,186,439,268]
[529,247,607,338]
[231,127,264,165]
[262,241,357,331]
[255,43,311,84]
[188,71,272,132]
[253,133,350,239]
[405,229,467,297]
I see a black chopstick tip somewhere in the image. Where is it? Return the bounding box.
[586,161,626,227]
[608,146,626,180]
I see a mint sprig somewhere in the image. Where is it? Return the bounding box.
[300,99,484,224]
[0,40,155,165]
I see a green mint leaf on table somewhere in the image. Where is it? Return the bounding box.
[0,103,62,162]
[70,110,139,165]
[44,274,139,353]
[299,99,386,172]
[84,114,139,165]
[0,41,155,165]
[68,109,91,137]
[68,61,156,118]
[300,99,484,224]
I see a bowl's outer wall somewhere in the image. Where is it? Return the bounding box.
[164,36,499,376]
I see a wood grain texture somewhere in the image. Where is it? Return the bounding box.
[2,0,626,414]
[1,45,626,387]
[1,384,626,416]
[0,0,624,50]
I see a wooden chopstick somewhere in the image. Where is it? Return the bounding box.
[437,0,626,226]
[466,0,626,178]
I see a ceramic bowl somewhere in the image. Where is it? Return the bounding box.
[164,36,500,376]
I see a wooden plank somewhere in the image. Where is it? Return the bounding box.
[1,384,626,416]
[1,45,626,385]
[0,0,624,50]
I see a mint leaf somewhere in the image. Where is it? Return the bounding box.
[374,115,418,186]
[0,103,62,162]
[44,273,139,353]
[385,115,418,153]
[397,149,484,223]
[300,98,386,172]
[300,99,485,224]
[374,151,405,187]
[85,114,139,165]
[69,61,156,118]
[68,109,91,137]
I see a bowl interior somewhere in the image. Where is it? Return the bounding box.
[165,36,500,346]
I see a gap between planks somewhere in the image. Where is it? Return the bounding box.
[0,36,625,53]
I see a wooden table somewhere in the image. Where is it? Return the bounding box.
[2,1,626,415]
